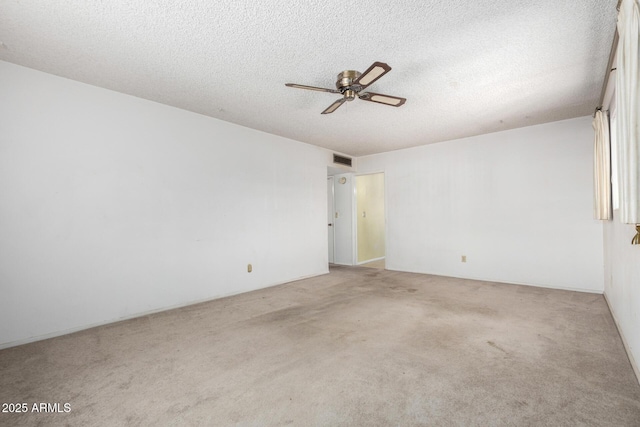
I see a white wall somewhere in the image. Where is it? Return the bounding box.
[358,117,604,292]
[0,61,330,348]
[604,218,640,380]
[601,87,639,382]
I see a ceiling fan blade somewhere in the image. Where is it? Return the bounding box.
[321,98,347,114]
[285,83,340,93]
[358,92,406,107]
[353,62,392,89]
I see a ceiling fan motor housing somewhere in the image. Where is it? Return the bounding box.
[336,70,361,101]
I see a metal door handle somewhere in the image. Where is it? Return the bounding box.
[328,224,333,226]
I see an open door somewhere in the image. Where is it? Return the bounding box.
[327,177,335,264]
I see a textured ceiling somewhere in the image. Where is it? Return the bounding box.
[0,0,618,156]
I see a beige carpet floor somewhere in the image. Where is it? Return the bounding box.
[1,266,639,426]
[358,259,385,269]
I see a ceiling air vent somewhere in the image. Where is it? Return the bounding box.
[333,154,352,167]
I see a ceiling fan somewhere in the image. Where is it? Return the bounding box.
[285,61,407,114]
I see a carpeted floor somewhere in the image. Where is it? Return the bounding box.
[358,259,385,269]
[1,266,639,426]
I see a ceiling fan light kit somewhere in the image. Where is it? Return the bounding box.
[285,61,406,114]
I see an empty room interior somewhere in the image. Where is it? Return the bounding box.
[1,0,640,425]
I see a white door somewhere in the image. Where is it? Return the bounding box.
[327,177,335,263]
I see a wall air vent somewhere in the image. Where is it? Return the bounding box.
[333,154,352,167]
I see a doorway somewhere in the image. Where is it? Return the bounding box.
[356,173,385,265]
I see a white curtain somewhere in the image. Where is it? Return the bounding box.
[593,110,611,220]
[616,0,640,225]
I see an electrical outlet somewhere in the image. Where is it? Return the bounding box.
[461,255,467,263]
[247,263,252,273]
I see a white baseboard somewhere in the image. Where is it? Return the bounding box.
[357,256,385,265]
